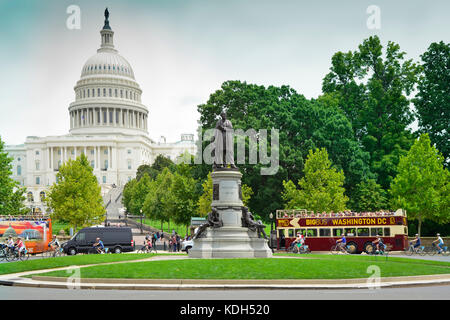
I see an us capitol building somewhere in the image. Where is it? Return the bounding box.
[5,11,196,214]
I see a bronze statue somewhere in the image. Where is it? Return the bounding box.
[241,206,267,239]
[213,110,236,169]
[105,7,109,20]
[193,208,223,239]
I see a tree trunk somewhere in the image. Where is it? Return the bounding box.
[160,220,163,232]
[418,216,422,238]
[168,220,170,233]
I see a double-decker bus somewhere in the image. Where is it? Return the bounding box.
[0,215,53,254]
[275,209,408,253]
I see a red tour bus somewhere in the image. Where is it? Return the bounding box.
[0,215,53,254]
[275,209,408,254]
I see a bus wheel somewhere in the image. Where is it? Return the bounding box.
[347,242,358,254]
[364,242,374,254]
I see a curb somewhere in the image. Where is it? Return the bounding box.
[2,274,450,291]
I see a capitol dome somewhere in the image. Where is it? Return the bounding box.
[68,10,148,136]
[81,51,135,80]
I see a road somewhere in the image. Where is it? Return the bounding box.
[0,284,449,300]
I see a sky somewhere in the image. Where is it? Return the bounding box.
[0,0,449,145]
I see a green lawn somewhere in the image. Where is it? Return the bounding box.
[0,253,156,275]
[31,254,450,280]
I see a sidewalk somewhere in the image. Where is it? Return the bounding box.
[1,255,449,290]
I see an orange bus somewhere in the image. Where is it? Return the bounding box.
[275,209,408,254]
[0,215,53,254]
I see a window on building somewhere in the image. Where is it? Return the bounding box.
[109,88,112,97]
[90,149,94,155]
[98,88,100,96]
[333,228,343,237]
[120,90,123,98]
[102,176,106,183]
[91,160,95,168]
[115,89,118,97]
[35,161,40,170]
[17,165,21,176]
[36,176,40,185]
[35,150,39,155]
[27,192,34,202]
[104,159,108,169]
[103,88,106,97]
[127,149,131,154]
[40,191,45,202]
[127,160,132,170]
[104,149,108,155]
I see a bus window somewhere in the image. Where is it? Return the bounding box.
[295,229,302,235]
[319,228,331,237]
[357,228,369,237]
[333,228,343,237]
[345,228,356,236]
[288,229,294,238]
[307,229,317,237]
[278,229,285,238]
[371,228,383,236]
[384,228,391,236]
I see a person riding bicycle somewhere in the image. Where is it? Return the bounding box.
[6,236,15,254]
[410,234,421,252]
[336,233,347,253]
[432,233,444,254]
[93,237,105,254]
[372,234,385,253]
[48,235,61,255]
[15,236,26,258]
[292,233,304,253]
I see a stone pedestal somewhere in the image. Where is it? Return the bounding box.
[188,169,272,258]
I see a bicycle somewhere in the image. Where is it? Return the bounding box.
[330,243,350,254]
[88,246,109,254]
[6,247,30,261]
[427,243,449,256]
[368,242,386,255]
[404,244,426,256]
[288,243,310,254]
[0,244,8,261]
[44,246,64,258]
[137,242,157,254]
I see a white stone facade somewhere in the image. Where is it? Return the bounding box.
[5,14,196,214]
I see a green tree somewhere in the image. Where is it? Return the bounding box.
[414,41,450,166]
[142,168,175,230]
[322,35,420,189]
[389,134,450,236]
[197,81,368,220]
[171,171,199,232]
[122,178,137,213]
[128,173,152,215]
[282,148,348,212]
[0,136,27,215]
[46,154,105,231]
[348,179,387,212]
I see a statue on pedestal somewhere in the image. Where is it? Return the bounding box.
[193,208,223,239]
[213,110,236,170]
[241,206,268,239]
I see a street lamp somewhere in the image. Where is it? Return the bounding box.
[140,209,143,234]
[269,212,274,252]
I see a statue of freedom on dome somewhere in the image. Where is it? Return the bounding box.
[213,110,236,170]
[105,8,109,20]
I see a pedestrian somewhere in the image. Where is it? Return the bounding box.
[176,233,181,252]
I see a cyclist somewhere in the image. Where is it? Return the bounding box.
[16,236,26,258]
[372,234,385,253]
[410,234,421,253]
[6,236,15,254]
[432,233,444,254]
[336,233,347,253]
[292,233,303,253]
[48,235,61,256]
[93,237,105,254]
